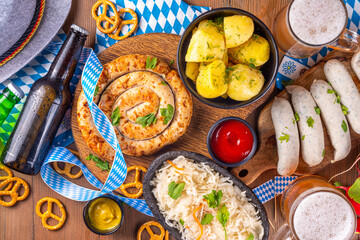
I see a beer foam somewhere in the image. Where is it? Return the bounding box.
[293,191,355,240]
[289,0,346,45]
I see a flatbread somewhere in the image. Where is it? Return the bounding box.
[77,54,193,159]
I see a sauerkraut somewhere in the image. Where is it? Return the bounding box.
[150,156,264,240]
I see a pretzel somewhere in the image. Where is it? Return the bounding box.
[53,162,82,179]
[36,197,66,230]
[0,177,30,207]
[105,8,138,40]
[0,164,13,191]
[91,0,120,34]
[120,165,147,198]
[137,221,167,240]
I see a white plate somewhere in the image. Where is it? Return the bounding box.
[0,0,72,83]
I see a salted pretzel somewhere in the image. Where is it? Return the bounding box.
[137,221,169,240]
[0,177,30,207]
[0,164,13,191]
[36,197,67,230]
[105,8,138,40]
[120,165,147,198]
[91,0,120,34]
[53,162,82,179]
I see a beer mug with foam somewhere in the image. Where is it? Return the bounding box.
[273,175,357,240]
[273,0,360,58]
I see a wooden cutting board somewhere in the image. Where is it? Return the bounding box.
[231,50,360,184]
[71,33,274,192]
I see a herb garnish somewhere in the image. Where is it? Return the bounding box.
[341,104,348,115]
[94,85,99,97]
[327,89,341,104]
[146,57,157,69]
[168,181,185,200]
[201,214,214,225]
[161,81,167,85]
[293,112,300,124]
[342,120,348,133]
[314,107,321,115]
[322,149,325,157]
[307,116,314,128]
[302,135,305,141]
[247,233,254,240]
[179,219,185,226]
[111,106,121,126]
[279,132,289,143]
[217,205,229,240]
[282,79,295,87]
[169,60,174,65]
[86,154,111,171]
[136,108,159,128]
[160,104,174,125]
[203,190,223,208]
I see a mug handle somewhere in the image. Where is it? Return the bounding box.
[273,224,296,240]
[328,29,360,52]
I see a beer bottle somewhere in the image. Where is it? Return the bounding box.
[1,24,88,175]
[0,83,24,153]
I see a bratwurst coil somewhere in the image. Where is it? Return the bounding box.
[77,54,193,159]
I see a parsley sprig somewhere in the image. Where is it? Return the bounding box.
[111,106,121,126]
[86,154,111,172]
[201,214,214,225]
[217,205,229,240]
[146,57,158,69]
[160,104,174,125]
[168,181,185,200]
[136,108,159,128]
[203,190,223,208]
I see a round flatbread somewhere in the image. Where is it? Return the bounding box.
[77,54,193,159]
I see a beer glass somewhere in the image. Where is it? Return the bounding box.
[273,175,357,240]
[273,0,360,58]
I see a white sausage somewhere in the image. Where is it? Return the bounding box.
[286,85,325,167]
[324,59,360,134]
[271,97,300,175]
[310,80,351,162]
[351,50,360,80]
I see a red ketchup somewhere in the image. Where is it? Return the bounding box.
[210,120,254,164]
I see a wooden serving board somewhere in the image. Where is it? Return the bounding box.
[71,33,274,191]
[231,51,360,184]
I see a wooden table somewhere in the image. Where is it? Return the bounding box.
[1,0,359,239]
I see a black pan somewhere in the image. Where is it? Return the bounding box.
[143,151,269,240]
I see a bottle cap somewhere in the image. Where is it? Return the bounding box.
[71,24,89,36]
[7,82,25,99]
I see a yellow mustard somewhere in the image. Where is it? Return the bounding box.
[88,198,122,231]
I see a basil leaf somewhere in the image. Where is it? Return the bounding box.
[146,57,158,69]
[307,116,314,128]
[341,120,348,133]
[168,181,185,200]
[111,106,121,126]
[201,214,214,225]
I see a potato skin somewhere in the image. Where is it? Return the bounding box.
[227,63,264,101]
[224,15,254,48]
[185,62,199,82]
[196,60,227,98]
[228,34,270,67]
[185,20,226,62]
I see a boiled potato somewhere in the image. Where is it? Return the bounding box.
[224,15,254,48]
[227,63,264,101]
[196,60,227,98]
[185,21,226,62]
[228,34,270,67]
[186,62,199,82]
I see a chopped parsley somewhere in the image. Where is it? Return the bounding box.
[322,149,325,157]
[293,112,300,124]
[169,60,174,65]
[302,135,305,141]
[341,104,348,115]
[307,116,314,128]
[342,120,348,133]
[179,219,185,226]
[314,107,321,115]
[161,81,167,85]
[279,132,290,143]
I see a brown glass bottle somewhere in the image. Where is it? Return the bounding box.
[1,25,88,175]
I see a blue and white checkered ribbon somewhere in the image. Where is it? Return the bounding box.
[95,0,210,53]
[40,50,153,216]
[277,0,360,89]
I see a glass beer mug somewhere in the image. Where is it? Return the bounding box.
[274,176,357,240]
[273,0,360,58]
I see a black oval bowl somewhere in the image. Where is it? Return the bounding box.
[207,117,258,167]
[143,151,269,240]
[177,8,279,109]
[83,194,124,235]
